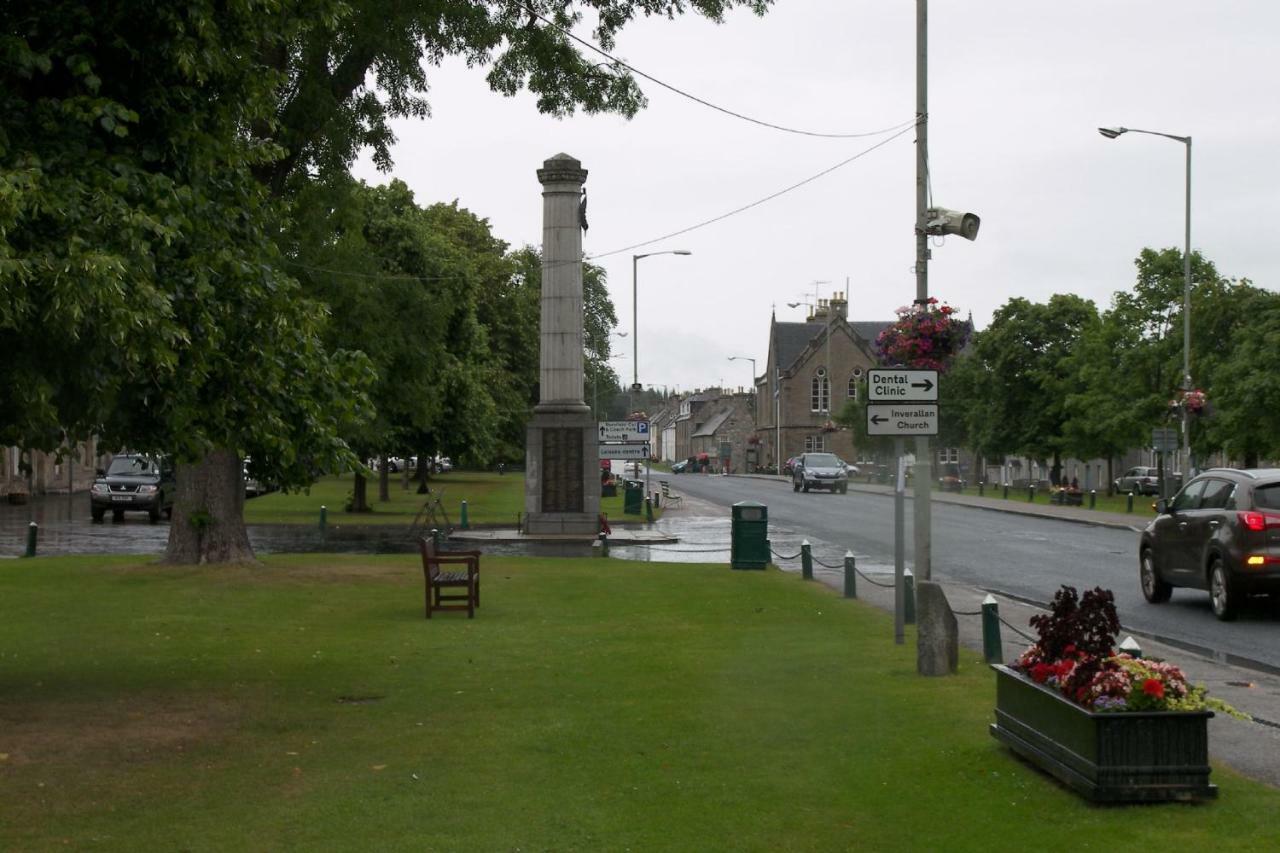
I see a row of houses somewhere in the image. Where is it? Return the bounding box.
[645,290,1162,490]
[2,440,109,500]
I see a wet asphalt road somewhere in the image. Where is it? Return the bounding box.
[664,472,1280,675]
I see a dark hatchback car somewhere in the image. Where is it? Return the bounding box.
[90,453,175,522]
[1139,468,1280,620]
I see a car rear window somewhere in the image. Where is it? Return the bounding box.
[1253,483,1280,510]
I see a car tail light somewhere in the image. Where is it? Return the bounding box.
[1240,512,1266,532]
[1238,511,1280,532]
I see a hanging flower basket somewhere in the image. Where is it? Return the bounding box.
[821,420,838,433]
[874,297,971,372]
[1170,388,1207,414]
[746,435,760,446]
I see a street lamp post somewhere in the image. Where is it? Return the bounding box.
[633,250,691,496]
[632,250,693,394]
[1099,126,1193,481]
[728,354,757,422]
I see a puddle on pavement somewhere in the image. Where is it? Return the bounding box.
[1,495,896,574]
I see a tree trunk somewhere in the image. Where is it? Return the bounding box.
[163,448,256,564]
[352,472,370,512]
[378,453,390,502]
[416,450,430,494]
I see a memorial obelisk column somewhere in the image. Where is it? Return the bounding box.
[524,153,599,535]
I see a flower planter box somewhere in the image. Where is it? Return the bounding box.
[989,664,1217,802]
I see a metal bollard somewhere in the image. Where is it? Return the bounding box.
[319,505,327,533]
[431,527,442,548]
[843,551,857,599]
[598,531,609,557]
[645,496,654,523]
[982,595,1002,663]
[801,540,813,581]
[1119,635,1142,659]
[1089,489,1097,509]
[978,481,984,497]
[1028,485,1035,502]
[1002,483,1009,500]
[24,522,38,558]
[1126,492,1134,513]
[904,569,916,624]
[460,500,469,530]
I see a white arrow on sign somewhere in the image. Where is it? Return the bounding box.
[867,369,939,402]
[866,403,938,436]
[598,420,649,442]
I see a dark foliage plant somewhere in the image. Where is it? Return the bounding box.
[1024,586,1121,697]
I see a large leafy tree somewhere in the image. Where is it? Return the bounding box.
[4,0,770,562]
[2,2,374,563]
[964,295,1098,482]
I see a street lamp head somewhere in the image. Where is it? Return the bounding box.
[1098,126,1127,139]
[672,250,692,256]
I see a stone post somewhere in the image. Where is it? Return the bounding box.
[524,153,600,535]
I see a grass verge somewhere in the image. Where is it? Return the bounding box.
[2,555,1277,851]
[244,472,657,528]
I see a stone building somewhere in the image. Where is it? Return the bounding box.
[2,440,108,500]
[754,293,892,470]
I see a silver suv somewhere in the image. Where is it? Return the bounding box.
[1114,466,1160,495]
[792,452,849,494]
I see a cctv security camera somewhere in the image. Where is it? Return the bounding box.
[925,207,981,241]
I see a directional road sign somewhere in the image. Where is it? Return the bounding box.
[866,403,939,436]
[600,443,650,460]
[598,420,649,443]
[867,368,938,402]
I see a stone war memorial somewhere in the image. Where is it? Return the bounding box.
[523,153,600,536]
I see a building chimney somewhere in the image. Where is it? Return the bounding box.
[830,291,848,320]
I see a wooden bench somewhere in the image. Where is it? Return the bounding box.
[418,537,481,619]
[659,480,682,508]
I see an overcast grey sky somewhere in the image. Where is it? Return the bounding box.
[353,1,1279,395]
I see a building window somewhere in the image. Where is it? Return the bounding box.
[810,368,829,413]
[938,447,959,464]
[847,374,859,402]
[804,434,826,452]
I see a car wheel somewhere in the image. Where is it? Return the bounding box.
[793,480,800,492]
[148,504,161,523]
[802,482,810,493]
[164,505,173,520]
[112,509,125,522]
[91,507,105,523]
[839,484,848,494]
[1209,556,1239,621]
[1139,547,1171,603]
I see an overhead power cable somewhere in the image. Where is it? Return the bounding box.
[524,5,916,140]
[586,121,917,261]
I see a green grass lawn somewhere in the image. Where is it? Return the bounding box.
[2,555,1277,851]
[244,471,659,527]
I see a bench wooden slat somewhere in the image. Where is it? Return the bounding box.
[419,537,481,619]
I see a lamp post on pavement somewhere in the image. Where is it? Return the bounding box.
[727,355,757,412]
[632,250,692,395]
[1099,125,1194,480]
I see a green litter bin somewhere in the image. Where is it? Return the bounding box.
[623,480,644,515]
[731,501,769,570]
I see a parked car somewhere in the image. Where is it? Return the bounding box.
[1114,466,1160,495]
[845,462,861,477]
[792,452,849,494]
[90,453,175,523]
[1139,468,1280,621]
[670,459,689,474]
[243,458,270,498]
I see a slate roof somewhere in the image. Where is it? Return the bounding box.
[692,407,734,438]
[774,319,895,371]
[774,322,827,372]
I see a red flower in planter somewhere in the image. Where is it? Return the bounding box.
[1030,662,1055,684]
[1142,678,1165,700]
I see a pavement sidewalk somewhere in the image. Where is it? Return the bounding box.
[723,472,1280,790]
